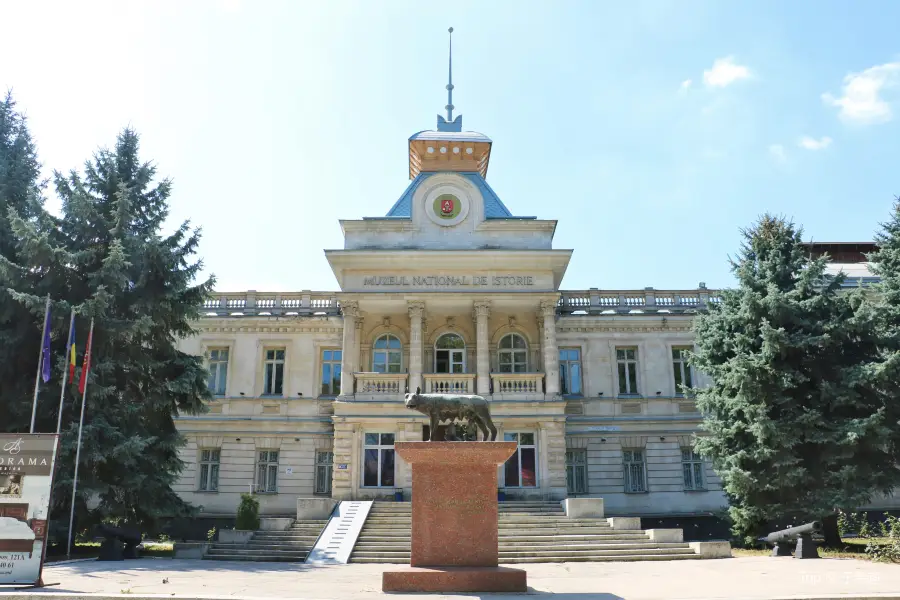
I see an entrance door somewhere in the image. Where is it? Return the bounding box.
[434,333,465,373]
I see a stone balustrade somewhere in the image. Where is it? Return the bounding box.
[355,373,408,399]
[491,372,545,399]
[422,373,476,394]
[197,287,724,318]
[201,291,340,316]
[557,286,721,315]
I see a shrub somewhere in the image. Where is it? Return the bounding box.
[235,493,260,531]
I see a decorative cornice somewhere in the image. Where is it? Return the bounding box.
[556,325,693,333]
[198,324,343,334]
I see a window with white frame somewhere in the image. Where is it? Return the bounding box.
[623,449,646,493]
[363,433,395,487]
[373,334,402,373]
[256,450,279,493]
[198,449,220,492]
[435,333,465,374]
[672,347,693,396]
[559,348,583,396]
[566,449,587,495]
[616,347,640,395]
[503,432,537,487]
[498,333,527,373]
[315,450,333,495]
[682,448,705,490]
[207,348,229,396]
[263,348,285,396]
[321,349,342,396]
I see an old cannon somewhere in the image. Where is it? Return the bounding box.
[96,523,142,561]
[764,521,822,559]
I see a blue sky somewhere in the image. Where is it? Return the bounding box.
[2,0,899,292]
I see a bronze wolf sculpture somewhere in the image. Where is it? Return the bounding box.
[403,386,498,441]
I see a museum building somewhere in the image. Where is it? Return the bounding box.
[172,79,878,519]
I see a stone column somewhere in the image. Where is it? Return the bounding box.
[474,299,492,395]
[339,301,359,397]
[540,299,560,397]
[408,301,425,394]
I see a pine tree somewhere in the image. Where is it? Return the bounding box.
[690,215,900,543]
[10,128,214,531]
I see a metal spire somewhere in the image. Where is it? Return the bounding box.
[445,27,454,122]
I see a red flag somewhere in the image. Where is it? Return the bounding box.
[77,321,94,395]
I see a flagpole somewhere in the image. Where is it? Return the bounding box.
[67,318,93,560]
[56,308,76,435]
[31,295,51,433]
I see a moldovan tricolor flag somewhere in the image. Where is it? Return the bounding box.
[77,320,94,395]
[67,312,77,381]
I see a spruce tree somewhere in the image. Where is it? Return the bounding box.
[10,128,214,531]
[868,199,900,386]
[690,215,900,543]
[0,91,61,432]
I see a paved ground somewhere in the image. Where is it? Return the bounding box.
[7,557,900,600]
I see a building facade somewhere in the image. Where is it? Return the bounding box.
[172,89,882,519]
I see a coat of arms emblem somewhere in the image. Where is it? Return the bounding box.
[440,197,455,215]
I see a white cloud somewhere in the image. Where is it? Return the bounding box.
[822,62,900,124]
[798,136,833,150]
[703,56,751,88]
[769,144,787,162]
[680,79,692,91]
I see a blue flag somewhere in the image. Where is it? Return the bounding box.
[41,301,51,383]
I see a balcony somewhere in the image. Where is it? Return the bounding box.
[354,373,408,400]
[423,373,476,394]
[491,372,545,400]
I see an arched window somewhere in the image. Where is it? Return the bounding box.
[435,333,465,373]
[373,334,402,373]
[499,333,528,373]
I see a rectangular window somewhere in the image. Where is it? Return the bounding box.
[362,433,395,487]
[503,432,537,487]
[616,347,639,395]
[559,348,583,396]
[263,349,285,396]
[682,448,705,491]
[566,449,587,495]
[256,450,279,493]
[321,349,342,396]
[672,347,693,396]
[315,451,334,495]
[623,449,646,493]
[199,449,220,492]
[207,348,229,396]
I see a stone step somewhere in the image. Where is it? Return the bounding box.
[213,542,314,549]
[354,542,690,552]
[203,554,307,562]
[251,536,320,542]
[499,547,696,558]
[207,549,309,558]
[500,554,703,564]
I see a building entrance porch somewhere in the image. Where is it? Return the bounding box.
[336,293,561,403]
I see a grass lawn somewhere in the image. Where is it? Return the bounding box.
[734,537,898,561]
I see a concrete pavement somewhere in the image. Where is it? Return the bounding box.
[3,557,900,600]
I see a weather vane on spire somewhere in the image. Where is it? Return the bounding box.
[437,26,463,132]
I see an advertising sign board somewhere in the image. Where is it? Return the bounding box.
[0,434,59,586]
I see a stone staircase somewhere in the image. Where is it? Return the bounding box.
[350,501,703,563]
[204,519,329,562]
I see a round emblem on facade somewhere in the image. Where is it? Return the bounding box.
[434,194,461,219]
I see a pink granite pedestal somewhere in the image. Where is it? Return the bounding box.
[382,442,527,593]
